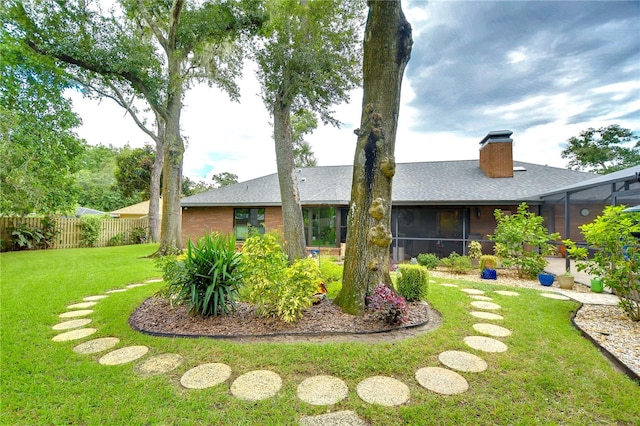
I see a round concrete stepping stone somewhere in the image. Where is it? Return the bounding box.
[106,288,127,294]
[415,367,469,395]
[428,279,436,284]
[297,375,348,406]
[231,370,282,401]
[59,310,93,318]
[67,301,98,309]
[99,346,149,365]
[460,288,485,295]
[440,283,458,287]
[438,350,488,373]
[83,295,108,301]
[470,311,504,321]
[540,293,571,301]
[135,353,184,376]
[464,336,508,353]
[494,290,520,296]
[356,376,410,406]
[52,318,92,331]
[145,278,163,283]
[52,328,97,342]
[180,363,232,389]
[299,410,366,426]
[470,301,501,310]
[126,283,147,289]
[73,337,120,354]
[470,295,493,301]
[473,323,512,337]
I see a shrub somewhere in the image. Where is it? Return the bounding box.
[490,202,559,279]
[440,252,473,274]
[565,206,640,321]
[240,231,321,323]
[129,227,148,244]
[397,264,428,301]
[319,256,343,284]
[479,255,498,270]
[468,241,483,260]
[8,217,58,250]
[79,215,102,247]
[161,233,242,317]
[417,253,439,269]
[367,285,408,325]
[109,232,125,246]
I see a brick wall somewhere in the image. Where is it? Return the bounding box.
[479,141,513,178]
[181,206,284,245]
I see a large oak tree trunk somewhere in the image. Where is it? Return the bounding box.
[148,113,164,243]
[273,93,307,261]
[334,0,412,315]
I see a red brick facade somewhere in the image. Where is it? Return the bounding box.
[479,141,514,178]
[181,206,283,246]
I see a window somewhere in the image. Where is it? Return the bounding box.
[303,207,337,246]
[234,208,265,240]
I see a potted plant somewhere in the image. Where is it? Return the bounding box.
[468,241,482,267]
[479,254,497,280]
[557,271,575,290]
[537,272,554,286]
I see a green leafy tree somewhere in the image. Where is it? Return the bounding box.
[181,176,214,197]
[75,144,134,212]
[489,203,560,279]
[291,109,318,167]
[7,0,264,255]
[335,1,412,315]
[114,144,155,201]
[254,0,363,261]
[565,206,640,321]
[211,172,238,188]
[561,124,640,174]
[0,27,85,215]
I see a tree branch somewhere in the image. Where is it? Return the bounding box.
[135,0,168,51]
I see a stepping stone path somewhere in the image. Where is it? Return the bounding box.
[49,278,522,424]
[470,311,504,321]
[297,375,348,405]
[231,370,282,401]
[540,293,571,301]
[356,376,410,406]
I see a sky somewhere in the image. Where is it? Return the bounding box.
[70,0,640,183]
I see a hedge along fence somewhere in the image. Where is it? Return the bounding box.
[0,216,150,249]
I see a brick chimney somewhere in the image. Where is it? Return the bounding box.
[479,130,514,178]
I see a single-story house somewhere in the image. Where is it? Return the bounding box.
[110,198,162,220]
[181,130,637,260]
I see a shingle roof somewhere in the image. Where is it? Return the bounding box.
[180,160,595,207]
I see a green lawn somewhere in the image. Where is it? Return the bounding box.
[1,245,639,425]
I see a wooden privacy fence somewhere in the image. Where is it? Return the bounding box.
[0,216,149,249]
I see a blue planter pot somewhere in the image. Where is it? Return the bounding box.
[538,273,554,286]
[481,268,497,280]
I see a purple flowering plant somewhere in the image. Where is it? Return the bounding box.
[367,284,408,325]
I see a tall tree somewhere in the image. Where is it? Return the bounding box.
[211,172,238,188]
[114,144,155,201]
[254,0,363,261]
[0,27,85,215]
[7,0,263,254]
[291,109,318,167]
[334,0,412,315]
[561,124,640,174]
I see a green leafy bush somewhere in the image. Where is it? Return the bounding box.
[129,226,148,244]
[240,231,321,323]
[490,203,559,279]
[479,255,498,270]
[79,215,102,247]
[319,256,343,284]
[467,241,483,260]
[8,217,58,250]
[565,206,640,321]
[416,253,439,269]
[397,264,428,301]
[440,252,472,274]
[161,233,242,317]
